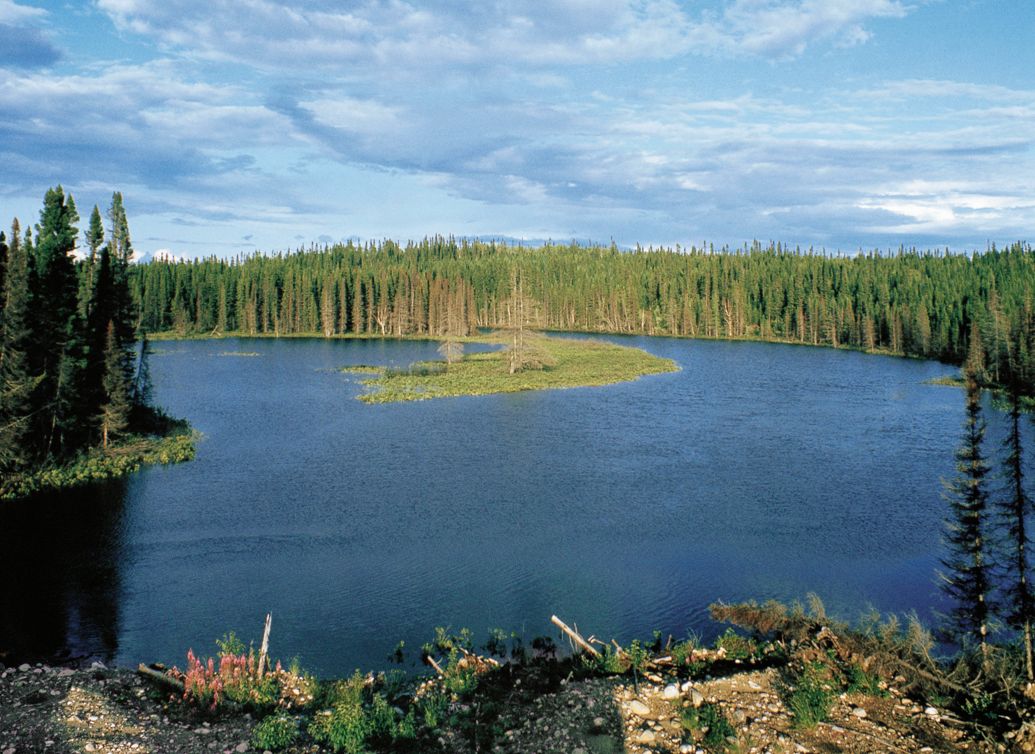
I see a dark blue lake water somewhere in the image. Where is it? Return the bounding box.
[2,336,1026,676]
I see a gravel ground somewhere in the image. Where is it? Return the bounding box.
[0,660,1011,754]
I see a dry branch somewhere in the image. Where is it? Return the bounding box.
[137,663,184,693]
[551,615,600,658]
[258,612,272,677]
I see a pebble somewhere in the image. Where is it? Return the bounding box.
[636,730,656,744]
[924,706,938,716]
[17,664,30,672]
[689,689,705,708]
[662,684,679,700]
[628,700,651,717]
[852,707,867,718]
[235,743,249,753]
[592,716,606,731]
[678,745,694,754]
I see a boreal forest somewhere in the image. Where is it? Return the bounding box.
[0,188,167,489]
[131,237,1035,394]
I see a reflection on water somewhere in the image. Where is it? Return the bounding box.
[1,336,1028,675]
[0,479,127,665]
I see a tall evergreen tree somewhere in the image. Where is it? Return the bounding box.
[30,186,80,457]
[98,320,131,449]
[134,331,154,411]
[940,343,993,666]
[0,230,7,319]
[85,204,104,260]
[997,370,1035,682]
[107,192,136,344]
[78,205,105,319]
[0,220,39,473]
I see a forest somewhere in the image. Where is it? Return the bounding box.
[131,237,1035,395]
[0,187,176,493]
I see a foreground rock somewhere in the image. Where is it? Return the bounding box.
[0,663,256,754]
[489,667,996,754]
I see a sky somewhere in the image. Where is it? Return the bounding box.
[0,0,1033,259]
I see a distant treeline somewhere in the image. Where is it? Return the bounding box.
[132,238,1035,392]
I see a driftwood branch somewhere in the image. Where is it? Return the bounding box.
[611,639,629,659]
[551,615,600,658]
[258,613,272,677]
[425,656,445,676]
[137,663,185,693]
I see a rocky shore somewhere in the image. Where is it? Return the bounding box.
[0,658,1009,754]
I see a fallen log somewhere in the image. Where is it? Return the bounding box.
[425,656,445,676]
[137,663,185,693]
[551,615,600,658]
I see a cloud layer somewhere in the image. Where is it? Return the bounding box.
[0,0,1032,254]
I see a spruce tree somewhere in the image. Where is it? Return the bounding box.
[85,205,104,260]
[30,186,80,457]
[940,342,993,666]
[134,331,154,411]
[78,205,104,320]
[98,320,131,449]
[0,220,39,473]
[0,230,7,319]
[107,192,136,345]
[997,365,1035,681]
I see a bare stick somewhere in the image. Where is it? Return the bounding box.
[551,615,600,658]
[426,656,445,676]
[137,663,185,693]
[258,613,272,677]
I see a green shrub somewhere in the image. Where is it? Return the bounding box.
[417,690,450,730]
[846,664,885,697]
[679,702,736,750]
[788,663,836,728]
[714,628,758,661]
[309,673,369,754]
[586,646,625,674]
[252,713,299,751]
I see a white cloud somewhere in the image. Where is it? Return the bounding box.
[94,0,910,73]
[692,0,909,57]
[0,0,44,24]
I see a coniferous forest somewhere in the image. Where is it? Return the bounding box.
[0,187,174,491]
[4,186,1034,491]
[130,237,1035,396]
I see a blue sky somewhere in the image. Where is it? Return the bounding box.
[1,0,1033,258]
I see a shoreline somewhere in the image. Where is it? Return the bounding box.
[0,617,1002,754]
[0,426,197,502]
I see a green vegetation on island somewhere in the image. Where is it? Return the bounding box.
[351,334,678,403]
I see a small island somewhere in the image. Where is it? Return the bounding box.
[350,333,679,403]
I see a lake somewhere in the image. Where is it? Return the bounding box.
[1,335,1024,676]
